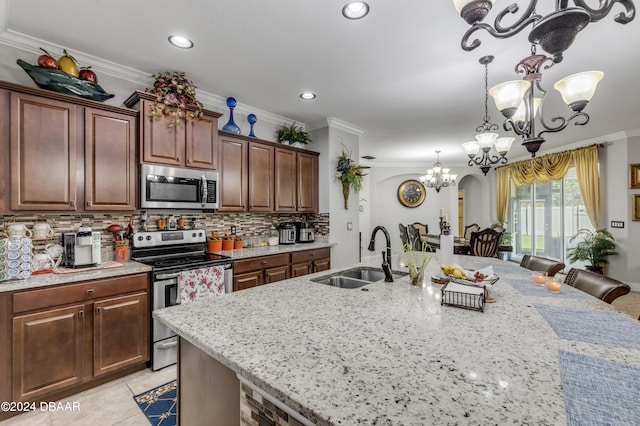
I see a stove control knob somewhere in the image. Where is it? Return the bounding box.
[146,235,152,241]
[198,232,203,237]
[137,236,143,241]
[192,232,197,238]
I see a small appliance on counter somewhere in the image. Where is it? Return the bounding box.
[295,222,315,243]
[62,225,101,268]
[278,223,297,245]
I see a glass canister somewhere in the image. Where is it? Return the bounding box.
[269,226,279,246]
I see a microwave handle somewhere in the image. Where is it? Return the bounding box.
[201,175,208,207]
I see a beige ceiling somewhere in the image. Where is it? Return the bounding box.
[4,0,640,166]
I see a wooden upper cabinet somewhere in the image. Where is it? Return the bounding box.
[297,152,319,212]
[275,148,319,212]
[10,92,78,211]
[248,142,274,212]
[218,136,248,211]
[124,91,221,170]
[84,108,136,211]
[274,148,297,211]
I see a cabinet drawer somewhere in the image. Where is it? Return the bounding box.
[291,248,330,264]
[13,273,149,314]
[233,254,290,274]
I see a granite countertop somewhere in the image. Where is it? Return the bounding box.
[0,261,152,293]
[153,254,640,425]
[214,239,333,260]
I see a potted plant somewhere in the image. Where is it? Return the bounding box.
[567,228,617,274]
[399,240,433,286]
[146,71,204,127]
[336,147,369,210]
[276,123,311,146]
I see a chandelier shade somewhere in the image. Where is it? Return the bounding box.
[553,70,604,111]
[489,80,531,117]
[512,97,541,123]
[419,151,457,193]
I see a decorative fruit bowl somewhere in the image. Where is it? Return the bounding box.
[17,59,114,102]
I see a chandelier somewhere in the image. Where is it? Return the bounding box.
[462,55,515,175]
[489,49,603,156]
[419,151,458,193]
[453,0,635,64]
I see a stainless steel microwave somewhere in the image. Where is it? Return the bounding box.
[141,164,219,209]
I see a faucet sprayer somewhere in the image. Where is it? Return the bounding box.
[368,226,393,282]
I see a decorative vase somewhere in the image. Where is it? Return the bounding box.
[247,113,257,137]
[409,267,424,286]
[222,97,241,134]
[341,181,350,210]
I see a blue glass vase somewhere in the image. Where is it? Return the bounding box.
[247,114,257,137]
[222,97,241,134]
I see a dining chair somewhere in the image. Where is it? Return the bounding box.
[463,223,480,241]
[520,255,565,277]
[468,228,502,257]
[410,222,428,236]
[399,223,409,249]
[564,268,631,304]
[406,224,423,251]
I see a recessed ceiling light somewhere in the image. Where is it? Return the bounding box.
[168,35,194,49]
[342,1,370,20]
[300,92,316,100]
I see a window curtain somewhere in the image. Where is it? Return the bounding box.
[496,144,601,227]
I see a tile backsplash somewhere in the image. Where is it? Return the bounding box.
[0,212,330,261]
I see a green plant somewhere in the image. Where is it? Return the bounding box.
[276,123,311,145]
[146,71,203,127]
[399,240,433,285]
[567,228,617,274]
[336,147,370,210]
[490,220,511,244]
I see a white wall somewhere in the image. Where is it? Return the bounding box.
[458,174,485,232]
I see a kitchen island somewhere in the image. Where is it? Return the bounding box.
[153,254,640,425]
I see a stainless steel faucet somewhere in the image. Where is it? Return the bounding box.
[367,226,393,282]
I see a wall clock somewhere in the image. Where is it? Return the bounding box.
[397,179,426,208]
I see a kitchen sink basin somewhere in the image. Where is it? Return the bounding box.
[311,266,407,289]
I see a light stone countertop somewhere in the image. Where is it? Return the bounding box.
[0,261,151,293]
[212,239,333,260]
[153,254,640,425]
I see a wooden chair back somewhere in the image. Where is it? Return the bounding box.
[399,224,409,248]
[469,228,502,257]
[463,223,480,240]
[406,225,423,251]
[410,222,428,236]
[564,268,631,304]
[520,255,565,277]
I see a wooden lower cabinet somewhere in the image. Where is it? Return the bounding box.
[291,248,331,278]
[233,254,290,291]
[7,274,149,404]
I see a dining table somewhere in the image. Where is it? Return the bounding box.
[422,233,513,255]
[154,253,640,425]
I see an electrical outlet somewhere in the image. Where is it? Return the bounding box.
[347,222,353,230]
[231,225,237,235]
[611,220,624,229]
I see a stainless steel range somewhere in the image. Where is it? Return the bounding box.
[131,229,233,370]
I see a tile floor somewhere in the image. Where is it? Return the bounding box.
[0,366,176,425]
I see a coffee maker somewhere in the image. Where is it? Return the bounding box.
[63,225,102,268]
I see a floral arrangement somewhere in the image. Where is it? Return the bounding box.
[146,71,203,127]
[276,123,311,145]
[336,147,369,210]
[399,240,433,286]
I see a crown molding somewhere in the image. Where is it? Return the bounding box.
[306,117,363,136]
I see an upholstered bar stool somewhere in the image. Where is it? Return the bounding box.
[564,268,631,304]
[520,255,565,277]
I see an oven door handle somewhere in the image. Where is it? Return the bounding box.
[156,272,181,280]
[201,175,208,207]
[157,340,178,349]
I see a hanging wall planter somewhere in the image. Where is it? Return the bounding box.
[336,147,369,210]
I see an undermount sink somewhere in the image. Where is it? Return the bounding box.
[311,266,408,289]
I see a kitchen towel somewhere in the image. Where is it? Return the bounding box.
[178,265,225,304]
[535,304,640,350]
[559,350,640,426]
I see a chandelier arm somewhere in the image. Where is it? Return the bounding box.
[499,155,509,165]
[538,111,589,137]
[572,0,636,23]
[485,153,501,165]
[504,118,527,136]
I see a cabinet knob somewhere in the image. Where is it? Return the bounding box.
[69,200,76,207]
[262,261,267,265]
[86,201,92,207]
[86,289,94,295]
[177,157,181,162]
[187,159,192,164]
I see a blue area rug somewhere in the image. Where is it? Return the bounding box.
[134,380,177,426]
[535,304,640,350]
[508,276,591,299]
[559,351,640,426]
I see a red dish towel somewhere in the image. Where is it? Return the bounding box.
[178,266,225,304]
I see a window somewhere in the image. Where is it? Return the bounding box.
[508,166,594,269]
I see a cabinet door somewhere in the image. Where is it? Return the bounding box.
[10,92,78,210]
[265,265,290,284]
[84,108,137,211]
[186,113,218,169]
[274,148,297,211]
[13,305,84,401]
[141,99,185,166]
[313,258,331,273]
[291,262,312,278]
[297,152,318,212]
[218,137,248,212]
[234,270,263,291]
[248,142,274,212]
[93,292,148,377]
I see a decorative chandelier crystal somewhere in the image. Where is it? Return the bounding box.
[419,151,458,193]
[462,55,514,175]
[453,0,635,64]
[489,49,603,157]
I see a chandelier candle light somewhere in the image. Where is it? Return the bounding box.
[462,55,514,175]
[419,151,457,193]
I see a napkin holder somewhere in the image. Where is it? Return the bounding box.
[441,281,487,312]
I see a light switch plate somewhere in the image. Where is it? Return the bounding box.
[611,220,624,228]
[347,222,353,230]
